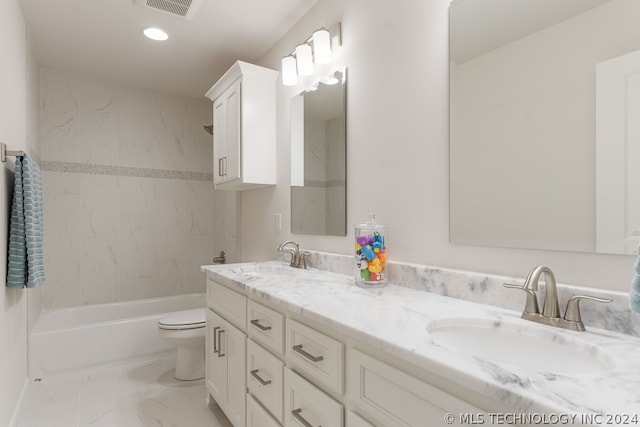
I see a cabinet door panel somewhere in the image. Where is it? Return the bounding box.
[225,80,241,182]
[247,300,284,356]
[348,349,482,427]
[346,410,375,427]
[247,394,281,427]
[284,368,343,427]
[213,98,226,185]
[247,339,284,423]
[286,318,344,395]
[206,309,226,405]
[224,319,247,427]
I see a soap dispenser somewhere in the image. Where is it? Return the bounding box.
[354,213,388,287]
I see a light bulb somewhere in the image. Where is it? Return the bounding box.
[295,43,314,76]
[143,27,168,41]
[281,56,298,86]
[312,29,332,64]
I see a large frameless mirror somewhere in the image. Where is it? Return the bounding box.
[450,0,640,255]
[290,69,347,236]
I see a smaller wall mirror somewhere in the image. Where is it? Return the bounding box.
[291,70,347,236]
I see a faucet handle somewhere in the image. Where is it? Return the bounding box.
[504,283,540,314]
[299,250,311,269]
[564,295,613,324]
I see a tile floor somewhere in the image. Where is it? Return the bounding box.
[14,356,233,427]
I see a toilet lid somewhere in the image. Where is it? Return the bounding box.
[158,308,206,330]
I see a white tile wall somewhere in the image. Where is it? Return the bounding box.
[39,69,227,310]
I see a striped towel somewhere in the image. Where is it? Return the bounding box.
[7,154,45,288]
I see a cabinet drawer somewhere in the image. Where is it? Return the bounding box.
[248,300,284,356]
[346,410,375,427]
[207,279,247,330]
[247,394,281,427]
[284,368,343,427]
[247,339,284,423]
[347,348,482,427]
[285,318,344,395]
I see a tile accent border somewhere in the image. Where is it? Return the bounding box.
[41,161,213,182]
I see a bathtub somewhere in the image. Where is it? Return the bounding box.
[29,293,205,379]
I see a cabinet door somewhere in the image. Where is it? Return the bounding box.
[247,394,281,427]
[224,79,241,182]
[222,319,247,427]
[206,309,226,405]
[284,368,343,427]
[247,339,283,423]
[213,96,227,185]
[348,349,482,427]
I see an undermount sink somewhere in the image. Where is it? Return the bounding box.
[232,263,296,278]
[426,317,615,375]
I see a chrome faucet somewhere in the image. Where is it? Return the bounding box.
[277,240,310,269]
[504,266,612,331]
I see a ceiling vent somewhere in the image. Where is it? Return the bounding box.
[134,0,202,20]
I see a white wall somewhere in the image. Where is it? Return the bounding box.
[40,69,219,309]
[241,0,635,292]
[0,0,40,423]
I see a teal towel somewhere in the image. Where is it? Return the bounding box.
[7,154,45,288]
[630,242,640,312]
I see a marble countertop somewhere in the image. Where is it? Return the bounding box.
[202,261,640,416]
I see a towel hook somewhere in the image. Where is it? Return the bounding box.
[1,142,25,162]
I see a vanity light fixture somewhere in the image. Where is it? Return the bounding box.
[143,27,169,41]
[281,23,341,86]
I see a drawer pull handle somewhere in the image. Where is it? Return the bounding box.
[293,344,324,362]
[213,326,221,354]
[250,319,272,331]
[292,408,320,427]
[217,329,225,358]
[250,369,272,386]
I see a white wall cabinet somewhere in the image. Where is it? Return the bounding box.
[205,61,278,191]
[206,276,490,427]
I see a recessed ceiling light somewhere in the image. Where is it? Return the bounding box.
[143,27,169,41]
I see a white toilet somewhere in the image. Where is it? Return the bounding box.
[157,308,206,381]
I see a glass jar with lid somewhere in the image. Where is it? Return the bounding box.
[354,213,388,287]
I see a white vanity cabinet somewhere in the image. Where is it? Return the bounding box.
[205,60,278,191]
[206,273,489,427]
[206,280,247,427]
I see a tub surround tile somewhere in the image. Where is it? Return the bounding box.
[81,239,119,305]
[204,261,640,415]
[42,171,82,264]
[40,69,216,310]
[118,218,155,282]
[81,174,118,240]
[43,262,82,310]
[118,279,155,302]
[155,258,188,297]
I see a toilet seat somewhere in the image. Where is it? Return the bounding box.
[158,308,205,330]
